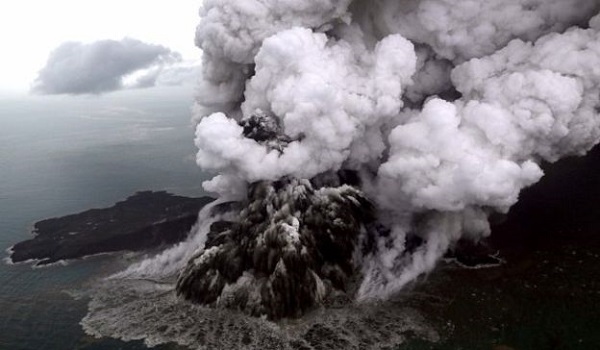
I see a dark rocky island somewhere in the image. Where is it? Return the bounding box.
[9,191,214,266]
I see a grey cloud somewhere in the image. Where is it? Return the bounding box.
[130,63,200,89]
[131,68,162,89]
[32,38,181,94]
[154,64,200,86]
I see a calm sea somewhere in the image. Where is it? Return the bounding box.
[0,88,211,350]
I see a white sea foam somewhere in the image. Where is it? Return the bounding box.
[81,277,438,349]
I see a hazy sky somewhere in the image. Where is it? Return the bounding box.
[0,0,202,93]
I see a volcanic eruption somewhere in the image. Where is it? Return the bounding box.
[169,0,600,319]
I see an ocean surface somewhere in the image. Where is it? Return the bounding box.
[0,88,211,350]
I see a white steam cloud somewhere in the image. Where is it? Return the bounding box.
[191,0,600,300]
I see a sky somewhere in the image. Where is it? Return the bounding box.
[0,0,203,94]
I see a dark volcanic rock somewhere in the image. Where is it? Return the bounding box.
[239,110,296,153]
[176,176,375,320]
[9,191,214,266]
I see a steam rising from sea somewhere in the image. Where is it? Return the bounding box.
[84,0,600,348]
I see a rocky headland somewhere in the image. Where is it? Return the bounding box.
[9,191,214,266]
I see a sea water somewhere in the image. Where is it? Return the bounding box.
[0,88,211,350]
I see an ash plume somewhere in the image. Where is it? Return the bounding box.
[188,0,600,318]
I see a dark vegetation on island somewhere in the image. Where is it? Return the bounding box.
[9,191,214,266]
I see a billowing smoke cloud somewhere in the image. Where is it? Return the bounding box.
[188,0,600,304]
[195,28,416,182]
[32,38,184,94]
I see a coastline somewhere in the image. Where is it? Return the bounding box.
[7,191,214,267]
